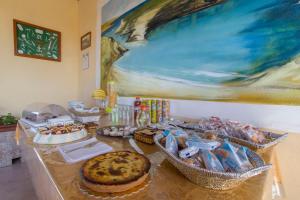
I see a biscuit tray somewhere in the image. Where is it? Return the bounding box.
[154,134,271,190]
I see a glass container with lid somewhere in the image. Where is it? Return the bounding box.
[21,103,73,127]
[92,89,106,110]
[136,105,150,128]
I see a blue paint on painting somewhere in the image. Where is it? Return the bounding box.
[104,0,300,85]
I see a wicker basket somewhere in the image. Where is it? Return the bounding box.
[178,123,288,152]
[154,134,271,190]
[217,131,288,153]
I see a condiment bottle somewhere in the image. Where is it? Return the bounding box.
[107,81,117,109]
[134,97,142,122]
[136,105,150,128]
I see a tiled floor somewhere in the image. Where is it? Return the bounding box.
[0,159,38,200]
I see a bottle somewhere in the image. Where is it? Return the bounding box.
[145,105,151,126]
[111,105,119,124]
[145,99,152,121]
[136,105,150,128]
[134,97,142,122]
[162,100,170,122]
[107,81,117,109]
[156,99,163,123]
[151,100,157,123]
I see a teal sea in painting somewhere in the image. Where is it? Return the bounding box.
[103,0,300,86]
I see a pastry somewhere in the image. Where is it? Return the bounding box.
[177,137,187,149]
[203,131,218,140]
[134,128,161,144]
[97,126,132,137]
[81,151,151,193]
[160,137,167,146]
[33,123,87,144]
[84,122,98,134]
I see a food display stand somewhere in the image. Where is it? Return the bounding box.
[18,115,297,200]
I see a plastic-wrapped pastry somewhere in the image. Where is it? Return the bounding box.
[160,136,167,147]
[192,117,269,144]
[181,158,195,166]
[171,129,188,138]
[203,131,218,140]
[236,146,253,170]
[201,150,224,172]
[214,140,246,172]
[179,146,199,159]
[181,154,204,168]
[186,134,220,151]
[239,125,266,144]
[166,134,178,156]
[177,137,187,149]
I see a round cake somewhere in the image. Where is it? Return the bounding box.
[81,151,151,193]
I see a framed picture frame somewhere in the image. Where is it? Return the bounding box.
[82,52,89,70]
[13,19,61,62]
[81,32,91,50]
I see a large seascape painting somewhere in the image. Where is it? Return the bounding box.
[101,0,300,105]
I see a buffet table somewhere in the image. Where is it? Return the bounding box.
[18,118,299,200]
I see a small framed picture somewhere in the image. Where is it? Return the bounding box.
[82,52,89,70]
[81,32,91,50]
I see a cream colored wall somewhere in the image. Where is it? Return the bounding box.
[77,0,108,106]
[78,0,98,106]
[0,0,80,116]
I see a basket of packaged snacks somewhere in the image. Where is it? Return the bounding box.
[177,116,288,152]
[154,130,271,190]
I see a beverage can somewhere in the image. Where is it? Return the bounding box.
[156,99,163,123]
[134,97,141,123]
[151,100,157,123]
[145,99,152,120]
[141,100,146,106]
[162,100,170,121]
[144,99,151,108]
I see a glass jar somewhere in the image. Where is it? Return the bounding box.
[95,99,106,110]
[92,89,106,110]
[136,105,150,128]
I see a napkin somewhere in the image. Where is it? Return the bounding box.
[58,137,113,163]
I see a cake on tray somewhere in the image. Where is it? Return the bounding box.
[33,123,87,144]
[81,151,151,193]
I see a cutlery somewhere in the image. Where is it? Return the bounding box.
[64,141,99,154]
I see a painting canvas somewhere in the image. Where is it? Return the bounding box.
[101,0,300,105]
